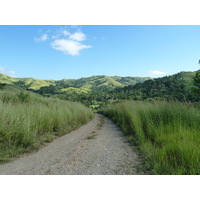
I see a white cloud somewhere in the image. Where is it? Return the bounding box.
[7,70,16,74]
[69,32,86,41]
[34,34,48,42]
[51,39,92,56]
[52,35,59,40]
[63,30,70,36]
[40,34,48,41]
[35,27,92,56]
[52,28,70,39]
[150,70,166,76]
[0,66,16,76]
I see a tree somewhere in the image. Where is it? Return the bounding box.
[193,71,200,94]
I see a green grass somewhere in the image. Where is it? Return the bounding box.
[100,101,200,175]
[0,89,94,163]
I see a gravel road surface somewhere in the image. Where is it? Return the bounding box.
[0,114,140,175]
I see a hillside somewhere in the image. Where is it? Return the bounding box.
[115,71,200,102]
[50,75,150,92]
[0,81,93,163]
[0,73,54,90]
[1,71,199,109]
[0,73,150,93]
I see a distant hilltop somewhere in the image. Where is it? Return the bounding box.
[0,73,151,91]
[0,70,199,104]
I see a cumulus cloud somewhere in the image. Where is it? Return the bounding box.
[34,34,48,42]
[51,28,91,55]
[35,27,92,56]
[150,70,166,76]
[69,32,86,41]
[51,39,92,56]
[52,29,70,39]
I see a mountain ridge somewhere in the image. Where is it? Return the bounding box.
[1,70,199,109]
[0,73,151,91]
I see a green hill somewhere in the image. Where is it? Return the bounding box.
[14,78,54,90]
[54,75,151,94]
[0,74,151,109]
[0,73,16,84]
[0,73,54,90]
[116,71,200,102]
[1,71,198,108]
[0,73,150,93]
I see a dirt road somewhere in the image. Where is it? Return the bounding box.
[0,114,140,175]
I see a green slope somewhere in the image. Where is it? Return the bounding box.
[0,81,94,163]
[118,71,199,102]
[14,78,54,90]
[0,73,149,93]
[54,75,150,93]
[0,83,25,93]
[112,76,151,85]
[1,71,199,108]
[0,73,16,84]
[0,73,55,90]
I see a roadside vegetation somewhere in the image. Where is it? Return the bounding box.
[1,70,200,174]
[100,101,200,175]
[0,86,93,163]
[1,71,200,110]
[34,71,200,108]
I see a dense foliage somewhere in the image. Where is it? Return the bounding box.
[114,71,200,102]
[1,71,200,109]
[193,71,200,94]
[33,71,200,108]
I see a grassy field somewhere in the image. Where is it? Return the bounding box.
[0,88,94,163]
[100,101,200,175]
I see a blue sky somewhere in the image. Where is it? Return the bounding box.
[0,25,200,80]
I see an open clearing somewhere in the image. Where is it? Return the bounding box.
[0,114,140,175]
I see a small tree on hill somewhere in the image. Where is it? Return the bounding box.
[193,61,200,94]
[193,71,200,93]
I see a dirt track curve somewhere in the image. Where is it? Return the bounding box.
[0,114,140,175]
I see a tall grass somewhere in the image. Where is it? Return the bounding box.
[100,101,200,175]
[0,90,94,162]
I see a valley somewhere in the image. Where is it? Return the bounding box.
[1,71,200,109]
[0,70,200,175]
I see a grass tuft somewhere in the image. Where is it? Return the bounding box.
[100,100,200,175]
[0,90,94,163]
